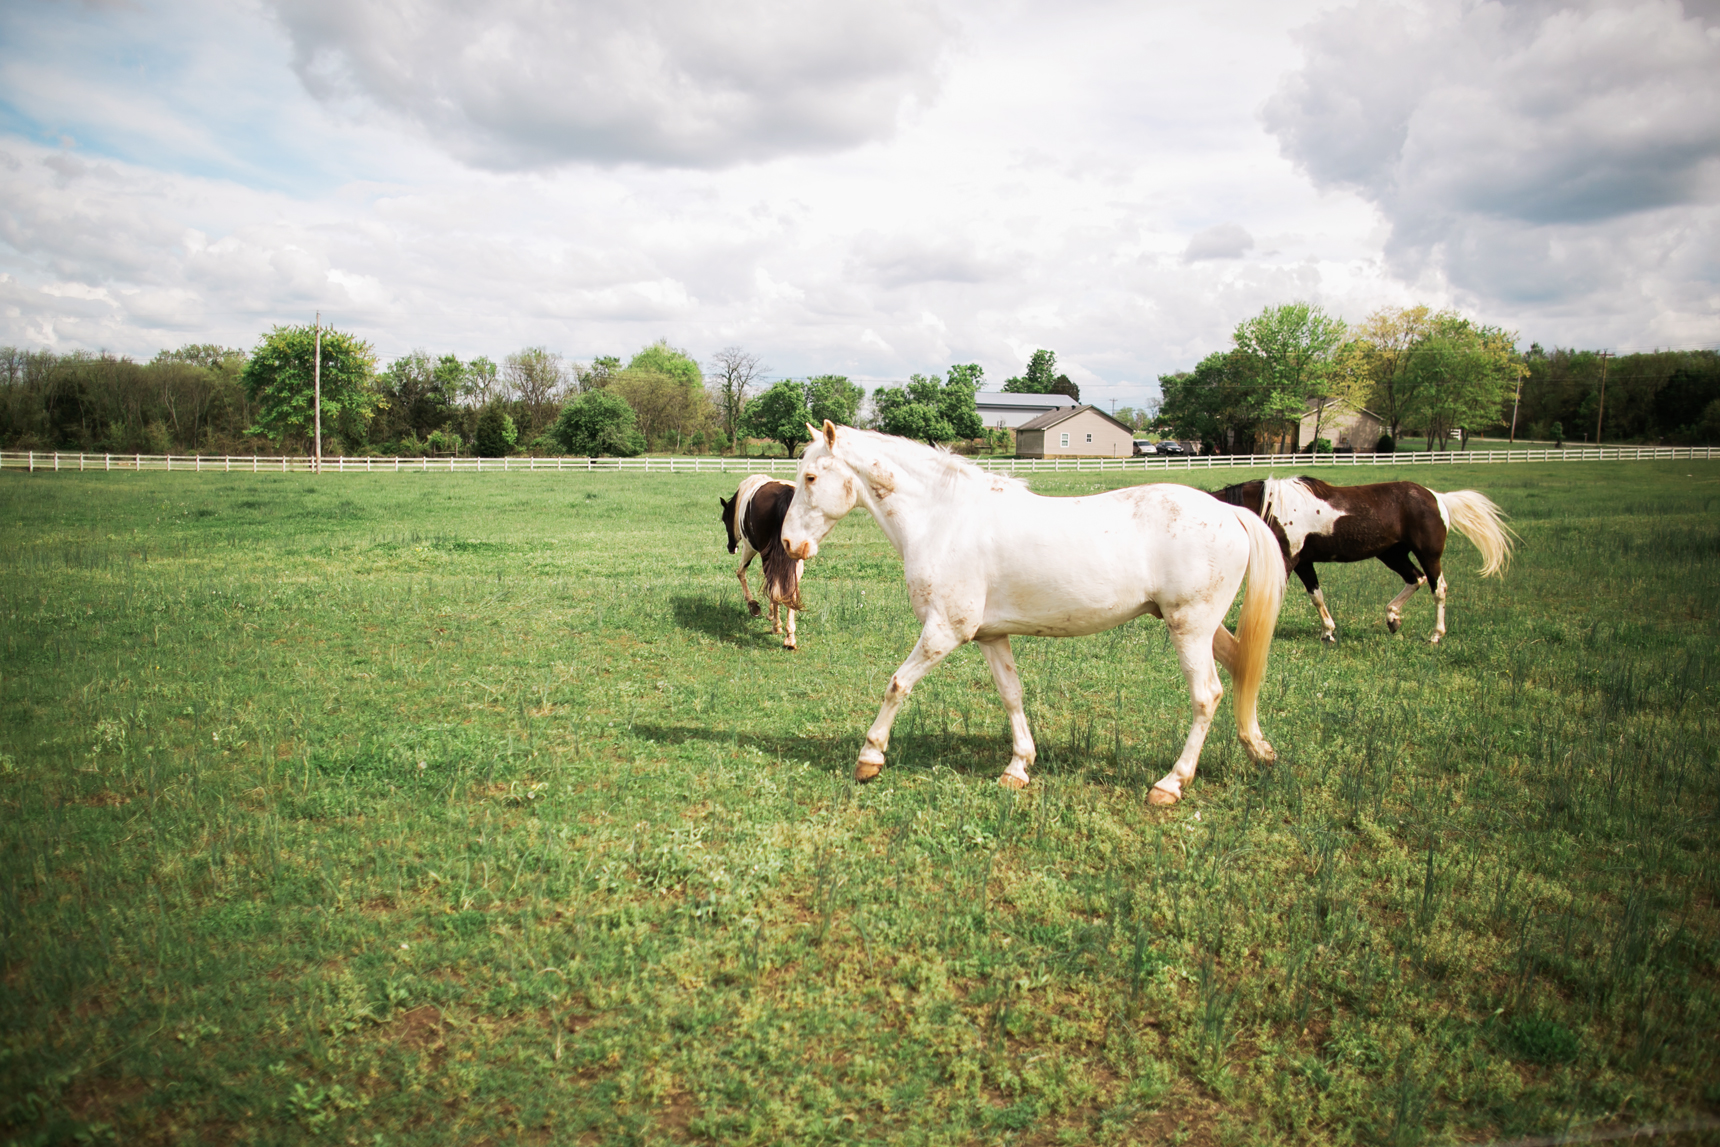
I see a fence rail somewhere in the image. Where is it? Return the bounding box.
[2,445,1716,477]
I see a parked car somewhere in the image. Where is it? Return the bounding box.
[1133,440,1156,456]
[1155,440,1187,455]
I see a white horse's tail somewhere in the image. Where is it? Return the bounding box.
[1231,508,1286,740]
[1435,490,1516,577]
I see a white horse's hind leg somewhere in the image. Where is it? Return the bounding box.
[1149,621,1225,806]
[1385,577,1423,633]
[1429,574,1447,644]
[856,621,962,782]
[978,637,1036,789]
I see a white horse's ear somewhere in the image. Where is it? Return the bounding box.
[822,419,838,447]
[805,422,820,443]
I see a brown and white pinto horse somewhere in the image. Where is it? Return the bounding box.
[719,474,804,649]
[1213,476,1514,644]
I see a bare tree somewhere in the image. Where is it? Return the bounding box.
[503,347,568,438]
[708,346,764,453]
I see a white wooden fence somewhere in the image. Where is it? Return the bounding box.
[1,445,1715,477]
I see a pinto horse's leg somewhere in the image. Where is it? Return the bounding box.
[978,637,1036,789]
[769,599,781,635]
[855,620,962,782]
[783,606,797,650]
[1419,548,1448,643]
[1148,611,1227,806]
[1379,545,1425,634]
[737,559,762,617]
[1295,563,1336,643]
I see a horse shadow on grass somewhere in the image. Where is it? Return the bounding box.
[671,593,789,649]
[626,718,1227,795]
[628,720,1020,783]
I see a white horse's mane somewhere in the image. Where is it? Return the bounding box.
[833,427,1028,496]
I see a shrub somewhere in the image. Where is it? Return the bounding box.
[425,428,462,455]
[1312,437,1334,454]
[553,390,646,457]
[473,407,518,458]
[1375,434,1395,453]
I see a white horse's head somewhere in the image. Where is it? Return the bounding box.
[783,420,860,560]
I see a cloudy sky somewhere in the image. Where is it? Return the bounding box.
[2,0,1716,408]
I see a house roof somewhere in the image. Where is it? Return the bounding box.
[1015,404,1134,433]
[974,391,1078,409]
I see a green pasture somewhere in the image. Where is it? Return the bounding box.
[1,462,1717,1146]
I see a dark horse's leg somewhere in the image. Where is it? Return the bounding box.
[1378,543,1426,635]
[1294,562,1338,643]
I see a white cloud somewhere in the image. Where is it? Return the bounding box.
[1184,223,1255,262]
[268,0,952,169]
[1264,0,1720,335]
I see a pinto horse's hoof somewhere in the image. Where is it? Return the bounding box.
[1320,631,1338,645]
[747,601,762,617]
[1147,785,1179,806]
[1386,617,1402,634]
[854,758,884,783]
[782,640,797,651]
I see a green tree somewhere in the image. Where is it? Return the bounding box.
[736,375,865,457]
[552,390,646,457]
[1154,350,1258,453]
[611,367,714,451]
[376,350,458,442]
[464,355,499,405]
[1003,349,1059,393]
[473,406,518,457]
[628,340,702,388]
[740,380,813,457]
[1358,305,1444,442]
[240,324,378,452]
[575,355,623,392]
[1399,318,1519,449]
[1231,302,1349,449]
[806,374,864,427]
[872,365,983,444]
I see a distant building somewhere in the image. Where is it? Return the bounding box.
[1015,405,1137,458]
[975,391,1078,430]
[1297,402,1384,452]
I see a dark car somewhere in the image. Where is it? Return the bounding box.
[1155,440,1186,455]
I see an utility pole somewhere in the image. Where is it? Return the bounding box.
[1508,363,1524,443]
[1595,351,1611,446]
[313,312,322,473]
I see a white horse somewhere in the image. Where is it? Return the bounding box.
[781,422,1286,805]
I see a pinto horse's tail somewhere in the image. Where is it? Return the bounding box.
[761,540,803,611]
[1435,490,1516,577]
[1231,508,1286,741]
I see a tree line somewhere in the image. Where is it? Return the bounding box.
[1155,303,1720,453]
[0,327,1036,458]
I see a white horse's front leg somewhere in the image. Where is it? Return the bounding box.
[1385,577,1424,634]
[856,621,962,782]
[1149,623,1225,807]
[978,636,1036,789]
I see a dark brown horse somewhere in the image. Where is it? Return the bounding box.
[1213,476,1513,643]
[719,474,804,649]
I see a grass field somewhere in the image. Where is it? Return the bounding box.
[2,461,1717,1146]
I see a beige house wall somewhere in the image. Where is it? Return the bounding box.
[1297,404,1384,451]
[1016,409,1136,458]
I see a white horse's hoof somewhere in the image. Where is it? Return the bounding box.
[1147,785,1179,806]
[998,773,1028,790]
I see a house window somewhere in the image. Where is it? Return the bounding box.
[1085,433,1092,443]
[1060,432,1070,447]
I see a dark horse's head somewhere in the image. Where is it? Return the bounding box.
[718,494,739,554]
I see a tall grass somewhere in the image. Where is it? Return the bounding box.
[1,462,1716,1145]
